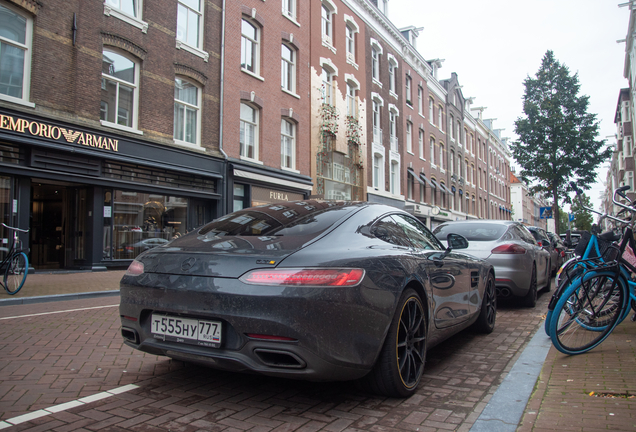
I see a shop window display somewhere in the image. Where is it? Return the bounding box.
[103,190,187,260]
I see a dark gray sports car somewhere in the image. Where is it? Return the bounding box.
[119,200,496,397]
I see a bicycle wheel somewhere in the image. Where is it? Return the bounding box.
[4,252,28,295]
[549,271,627,355]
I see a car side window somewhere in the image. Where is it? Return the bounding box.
[391,214,443,251]
[371,217,413,247]
[516,225,537,245]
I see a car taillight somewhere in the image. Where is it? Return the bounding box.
[491,244,527,254]
[240,268,365,287]
[125,260,144,276]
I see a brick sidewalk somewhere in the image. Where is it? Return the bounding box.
[518,318,636,431]
[0,271,125,301]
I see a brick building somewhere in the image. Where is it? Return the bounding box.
[0,0,513,271]
[0,0,225,270]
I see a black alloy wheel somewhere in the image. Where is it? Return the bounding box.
[473,273,496,333]
[522,265,538,308]
[362,289,427,398]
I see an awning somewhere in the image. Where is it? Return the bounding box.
[419,173,435,188]
[407,168,425,186]
[430,178,439,189]
[439,182,453,195]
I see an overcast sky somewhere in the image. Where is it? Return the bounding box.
[389,0,629,211]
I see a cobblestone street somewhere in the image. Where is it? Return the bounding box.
[0,291,550,432]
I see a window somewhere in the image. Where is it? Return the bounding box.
[281,43,295,93]
[430,137,435,165]
[321,67,332,105]
[282,0,295,20]
[389,62,396,93]
[418,86,423,114]
[390,161,399,194]
[371,48,380,81]
[405,75,412,105]
[406,122,412,153]
[321,3,333,44]
[281,119,295,169]
[449,114,454,140]
[0,2,33,105]
[105,0,140,18]
[346,83,356,117]
[438,105,443,129]
[177,0,202,49]
[240,102,258,160]
[439,144,444,170]
[241,18,259,75]
[372,100,381,143]
[624,136,633,158]
[457,121,462,145]
[373,153,382,189]
[418,129,424,159]
[428,98,434,119]
[346,25,355,61]
[174,78,200,145]
[101,49,139,131]
[450,150,454,175]
[389,110,397,152]
[407,172,414,200]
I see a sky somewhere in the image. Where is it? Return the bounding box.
[389,0,629,212]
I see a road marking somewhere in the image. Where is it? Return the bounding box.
[0,305,119,321]
[0,384,138,429]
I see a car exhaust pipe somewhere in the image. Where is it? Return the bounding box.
[496,287,511,297]
[121,327,139,344]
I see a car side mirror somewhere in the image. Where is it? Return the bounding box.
[447,233,469,250]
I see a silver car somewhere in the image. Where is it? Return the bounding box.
[433,220,551,307]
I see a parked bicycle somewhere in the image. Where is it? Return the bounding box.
[1,223,29,295]
[546,185,636,355]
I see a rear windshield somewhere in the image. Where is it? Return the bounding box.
[433,223,508,241]
[198,202,354,239]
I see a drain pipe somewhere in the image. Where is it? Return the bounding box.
[218,0,228,215]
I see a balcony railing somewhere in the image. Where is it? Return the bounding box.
[373,127,383,145]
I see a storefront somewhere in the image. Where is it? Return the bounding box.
[0,108,224,271]
[227,163,313,211]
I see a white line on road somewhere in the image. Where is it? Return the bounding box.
[0,384,139,429]
[0,304,119,321]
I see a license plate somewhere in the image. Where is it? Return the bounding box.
[151,314,221,348]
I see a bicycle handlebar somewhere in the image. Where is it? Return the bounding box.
[1,223,29,233]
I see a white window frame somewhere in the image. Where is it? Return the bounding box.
[387,54,398,96]
[406,121,412,154]
[281,43,296,94]
[173,77,201,148]
[176,0,206,58]
[624,136,633,158]
[104,0,148,32]
[373,152,384,190]
[449,114,455,140]
[321,0,337,46]
[390,160,399,195]
[100,48,141,134]
[438,105,443,130]
[281,118,296,170]
[370,38,383,85]
[282,0,296,22]
[321,67,333,105]
[241,18,261,77]
[344,15,359,65]
[240,102,259,161]
[430,137,435,166]
[439,144,445,170]
[405,75,412,106]
[417,86,423,115]
[429,98,434,119]
[0,2,34,107]
[418,129,424,159]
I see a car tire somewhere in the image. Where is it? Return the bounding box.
[472,272,496,334]
[522,265,538,308]
[362,288,426,398]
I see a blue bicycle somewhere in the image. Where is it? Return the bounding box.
[546,185,636,355]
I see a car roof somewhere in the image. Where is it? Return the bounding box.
[438,219,516,225]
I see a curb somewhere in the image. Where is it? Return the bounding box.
[0,290,120,306]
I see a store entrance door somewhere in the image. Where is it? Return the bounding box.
[31,181,87,270]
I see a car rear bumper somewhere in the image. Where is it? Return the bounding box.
[119,272,394,381]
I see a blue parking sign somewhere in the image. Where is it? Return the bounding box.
[568,213,575,222]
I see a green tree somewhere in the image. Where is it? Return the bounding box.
[511,50,610,235]
[558,208,569,233]
[571,193,593,231]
